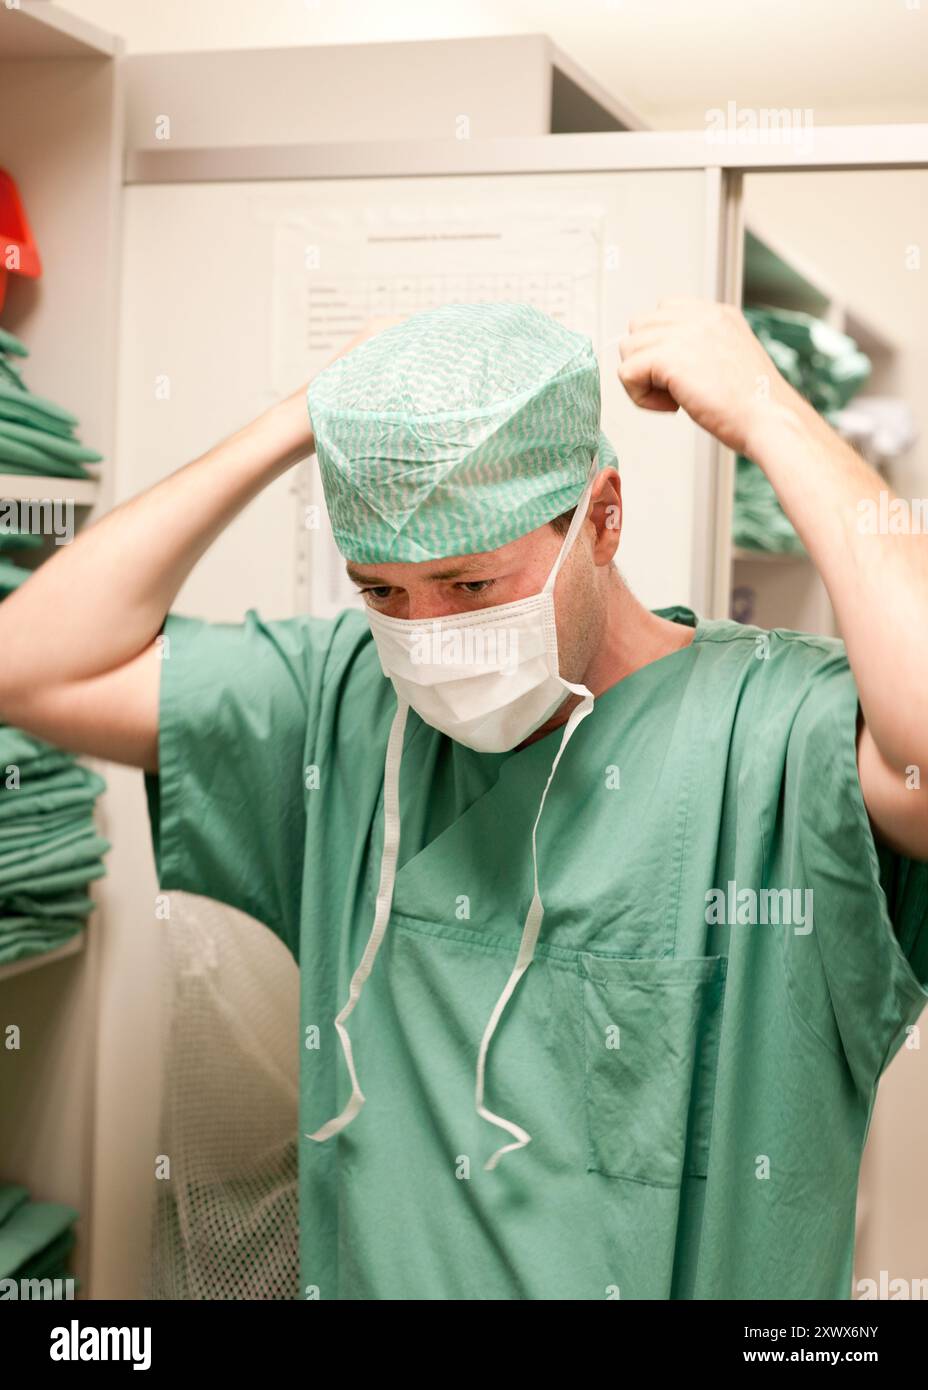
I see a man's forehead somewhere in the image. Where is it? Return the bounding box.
[345,533,535,585]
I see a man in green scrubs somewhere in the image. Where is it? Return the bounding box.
[2,299,926,1300]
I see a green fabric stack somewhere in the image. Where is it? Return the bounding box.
[0,725,110,966]
[0,326,109,964]
[733,454,808,555]
[0,326,103,480]
[733,304,871,554]
[0,330,104,1299]
[0,1184,79,1295]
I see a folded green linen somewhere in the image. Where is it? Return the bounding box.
[0,1200,79,1279]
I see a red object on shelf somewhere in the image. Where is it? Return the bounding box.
[0,168,42,312]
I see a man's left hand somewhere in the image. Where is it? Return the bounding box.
[617,297,800,456]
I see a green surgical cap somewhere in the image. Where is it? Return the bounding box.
[307,301,618,563]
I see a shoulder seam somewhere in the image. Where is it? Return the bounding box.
[696,623,845,656]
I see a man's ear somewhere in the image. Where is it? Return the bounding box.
[591,468,622,562]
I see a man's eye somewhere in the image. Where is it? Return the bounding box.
[362,586,393,601]
[457,580,495,595]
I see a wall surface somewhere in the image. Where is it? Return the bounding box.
[55,0,928,125]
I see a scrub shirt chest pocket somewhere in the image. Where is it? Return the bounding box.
[579,952,727,1186]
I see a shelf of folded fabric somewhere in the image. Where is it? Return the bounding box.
[0,723,110,973]
[0,523,111,972]
[728,298,893,637]
[739,303,874,415]
[0,929,86,983]
[0,1183,81,1297]
[0,7,122,1302]
[0,326,104,512]
[729,296,912,625]
[731,312,914,570]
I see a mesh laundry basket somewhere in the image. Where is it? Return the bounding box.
[147,895,300,1300]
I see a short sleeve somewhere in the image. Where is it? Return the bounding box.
[143,607,337,962]
[782,643,928,1096]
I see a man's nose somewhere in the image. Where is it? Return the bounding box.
[404,594,461,622]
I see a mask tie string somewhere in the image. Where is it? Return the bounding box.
[306,697,408,1143]
[475,685,594,1169]
[542,454,599,595]
[475,457,600,1170]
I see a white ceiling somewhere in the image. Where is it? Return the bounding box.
[55,0,928,127]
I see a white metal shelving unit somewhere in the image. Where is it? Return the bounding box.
[731,224,900,637]
[0,0,124,1300]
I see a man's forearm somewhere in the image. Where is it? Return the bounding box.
[0,388,314,702]
[745,395,928,774]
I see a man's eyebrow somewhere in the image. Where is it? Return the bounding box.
[345,565,378,586]
[345,560,494,585]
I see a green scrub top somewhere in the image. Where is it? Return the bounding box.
[143,603,928,1300]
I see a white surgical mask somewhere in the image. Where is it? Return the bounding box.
[307,457,599,1169]
[365,457,599,752]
